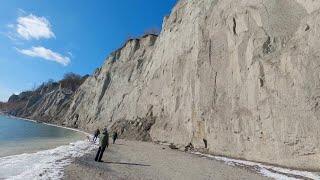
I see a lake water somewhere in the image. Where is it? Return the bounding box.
[0,115,96,179]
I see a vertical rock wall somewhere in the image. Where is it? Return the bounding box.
[22,0,320,170]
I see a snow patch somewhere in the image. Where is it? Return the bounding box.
[0,140,96,180]
[192,152,320,180]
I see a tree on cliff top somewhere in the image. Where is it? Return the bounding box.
[59,72,86,91]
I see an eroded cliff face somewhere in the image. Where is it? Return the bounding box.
[2,0,320,170]
[62,0,320,170]
[1,75,87,123]
[65,35,158,133]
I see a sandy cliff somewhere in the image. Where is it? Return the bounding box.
[2,0,320,170]
[1,74,88,124]
[65,0,320,170]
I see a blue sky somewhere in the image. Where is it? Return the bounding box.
[0,0,176,102]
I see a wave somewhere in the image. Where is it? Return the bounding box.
[0,140,96,180]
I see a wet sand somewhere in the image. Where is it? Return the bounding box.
[64,139,271,180]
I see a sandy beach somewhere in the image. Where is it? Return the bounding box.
[64,139,271,180]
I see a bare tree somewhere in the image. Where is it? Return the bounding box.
[60,72,83,91]
[63,72,82,81]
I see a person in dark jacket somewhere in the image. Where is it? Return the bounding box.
[95,128,109,162]
[92,129,100,142]
[112,131,118,144]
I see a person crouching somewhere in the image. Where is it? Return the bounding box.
[95,128,109,162]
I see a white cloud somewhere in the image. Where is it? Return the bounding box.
[16,46,71,66]
[16,14,55,40]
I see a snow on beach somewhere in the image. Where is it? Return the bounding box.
[0,116,97,180]
[0,140,96,180]
[192,152,320,180]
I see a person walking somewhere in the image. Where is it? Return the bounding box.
[95,128,109,162]
[112,131,118,144]
[92,129,100,142]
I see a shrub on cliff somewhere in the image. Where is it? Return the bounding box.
[59,73,85,91]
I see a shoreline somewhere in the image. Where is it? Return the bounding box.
[1,114,319,179]
[0,140,96,179]
[0,113,91,136]
[0,114,97,179]
[8,114,320,173]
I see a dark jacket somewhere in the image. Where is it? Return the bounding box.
[112,132,118,139]
[99,131,109,148]
[94,129,100,137]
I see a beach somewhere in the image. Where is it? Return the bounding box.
[64,139,320,180]
[64,139,271,180]
[1,115,319,180]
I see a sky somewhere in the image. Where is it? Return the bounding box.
[0,0,177,102]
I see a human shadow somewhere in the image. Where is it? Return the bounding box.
[103,161,151,167]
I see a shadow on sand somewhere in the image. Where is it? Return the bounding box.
[103,161,151,167]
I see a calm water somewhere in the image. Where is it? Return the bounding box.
[0,115,94,179]
[0,115,84,157]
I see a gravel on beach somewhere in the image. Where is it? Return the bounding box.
[64,139,270,180]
